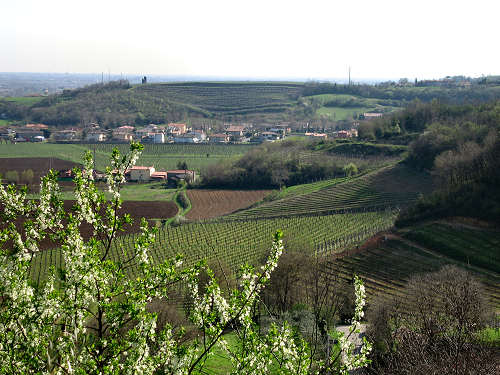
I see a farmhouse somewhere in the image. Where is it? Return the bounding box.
[167,169,196,184]
[122,166,168,182]
[126,166,155,182]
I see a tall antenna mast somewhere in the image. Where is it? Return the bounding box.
[348,66,351,86]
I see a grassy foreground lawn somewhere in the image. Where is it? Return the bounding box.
[30,182,177,201]
[4,96,45,105]
[0,143,253,173]
[195,332,237,374]
[0,119,14,126]
[317,106,371,120]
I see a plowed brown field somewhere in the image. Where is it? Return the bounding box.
[186,189,271,220]
[0,157,82,182]
[1,200,178,251]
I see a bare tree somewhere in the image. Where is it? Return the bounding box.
[366,265,496,375]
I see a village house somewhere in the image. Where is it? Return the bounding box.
[85,131,106,142]
[258,131,281,142]
[15,128,45,142]
[225,125,246,140]
[362,112,383,120]
[146,133,165,144]
[167,123,188,136]
[190,130,207,141]
[112,129,134,143]
[136,124,159,138]
[52,129,79,141]
[209,133,230,143]
[265,124,291,136]
[335,130,350,138]
[25,123,49,130]
[305,132,328,139]
[116,125,135,132]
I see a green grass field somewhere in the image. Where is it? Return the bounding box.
[0,119,14,126]
[0,143,255,172]
[42,182,177,201]
[317,106,371,120]
[4,96,45,105]
[305,93,399,120]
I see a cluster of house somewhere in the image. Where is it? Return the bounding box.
[0,123,49,142]
[1,122,295,144]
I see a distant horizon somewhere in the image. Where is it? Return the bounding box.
[1,71,495,85]
[2,1,498,82]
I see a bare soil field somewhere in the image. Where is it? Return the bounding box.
[186,189,272,220]
[0,157,81,186]
[1,200,177,251]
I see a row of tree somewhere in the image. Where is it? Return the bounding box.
[0,169,34,184]
[199,139,363,189]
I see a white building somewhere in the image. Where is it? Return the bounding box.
[85,132,106,142]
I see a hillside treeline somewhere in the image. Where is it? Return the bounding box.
[392,100,500,224]
[359,99,500,145]
[201,141,344,189]
[303,81,500,103]
[0,81,198,127]
[199,138,400,189]
[397,132,500,225]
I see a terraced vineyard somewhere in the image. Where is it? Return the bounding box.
[222,164,433,220]
[324,221,500,309]
[29,211,395,283]
[133,82,303,115]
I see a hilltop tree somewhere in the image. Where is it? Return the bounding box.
[177,160,188,170]
[4,170,19,184]
[21,169,34,186]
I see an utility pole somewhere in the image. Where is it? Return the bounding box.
[348,66,351,86]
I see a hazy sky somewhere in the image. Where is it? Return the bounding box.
[2,0,499,80]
